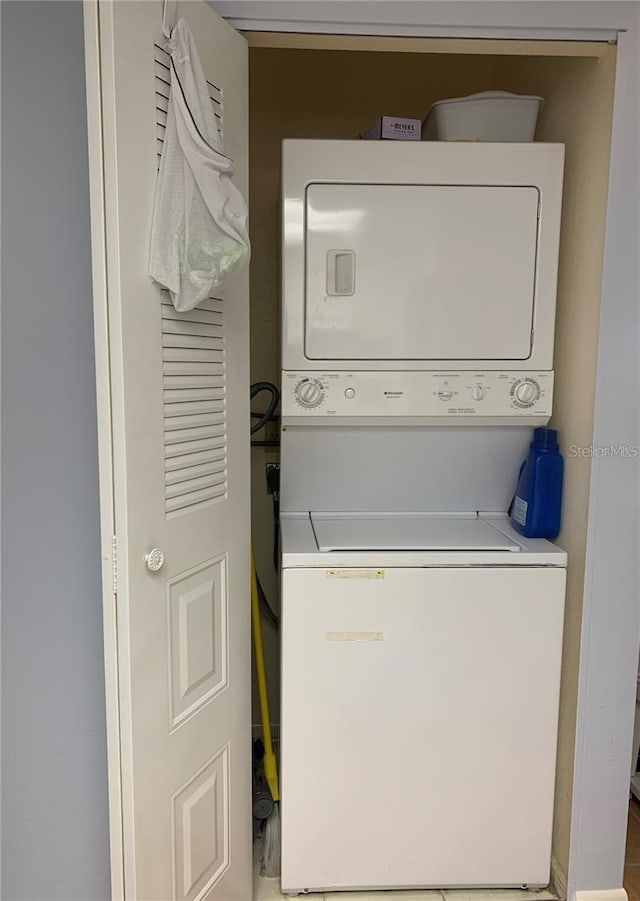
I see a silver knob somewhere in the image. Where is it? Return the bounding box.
[145,548,165,572]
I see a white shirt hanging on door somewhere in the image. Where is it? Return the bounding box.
[148,18,250,312]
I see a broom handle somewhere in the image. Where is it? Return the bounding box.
[250,546,279,800]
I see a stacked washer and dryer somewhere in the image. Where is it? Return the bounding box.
[278,140,567,895]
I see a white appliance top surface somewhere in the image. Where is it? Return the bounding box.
[281,513,567,568]
[311,513,519,552]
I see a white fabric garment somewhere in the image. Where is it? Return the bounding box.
[149,18,250,312]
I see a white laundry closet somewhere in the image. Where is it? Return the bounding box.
[246,33,615,896]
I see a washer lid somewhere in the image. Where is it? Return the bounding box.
[311,513,520,552]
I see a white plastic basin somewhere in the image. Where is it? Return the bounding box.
[422,90,544,142]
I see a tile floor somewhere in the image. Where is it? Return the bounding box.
[254,878,555,901]
[625,798,640,900]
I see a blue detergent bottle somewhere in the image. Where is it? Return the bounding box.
[511,428,563,539]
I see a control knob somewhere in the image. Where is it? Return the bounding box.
[512,378,541,408]
[295,378,325,408]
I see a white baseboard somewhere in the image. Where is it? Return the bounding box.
[575,891,628,901]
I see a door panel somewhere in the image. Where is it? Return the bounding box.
[172,746,230,901]
[305,183,539,361]
[91,2,251,898]
[167,555,228,730]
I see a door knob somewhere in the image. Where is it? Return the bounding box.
[145,548,165,572]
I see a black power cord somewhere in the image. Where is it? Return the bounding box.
[266,465,280,572]
[257,572,279,628]
[250,380,281,627]
[250,382,280,435]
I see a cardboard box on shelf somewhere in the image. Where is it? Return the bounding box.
[359,116,422,141]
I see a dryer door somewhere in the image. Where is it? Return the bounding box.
[304,183,539,362]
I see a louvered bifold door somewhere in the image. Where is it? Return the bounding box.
[161,293,228,514]
[154,44,229,516]
[88,3,251,899]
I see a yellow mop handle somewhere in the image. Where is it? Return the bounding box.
[250,546,280,802]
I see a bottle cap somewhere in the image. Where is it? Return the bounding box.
[532,427,559,451]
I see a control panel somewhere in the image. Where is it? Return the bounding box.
[282,371,553,423]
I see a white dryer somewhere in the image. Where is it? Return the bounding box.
[280,513,566,895]
[282,140,564,376]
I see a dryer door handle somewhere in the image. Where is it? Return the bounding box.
[326,250,355,296]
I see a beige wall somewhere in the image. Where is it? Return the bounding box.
[248,44,616,875]
[494,49,616,879]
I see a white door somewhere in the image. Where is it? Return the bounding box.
[305,183,539,362]
[281,565,566,893]
[85,3,251,898]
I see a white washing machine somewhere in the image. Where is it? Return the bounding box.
[280,513,566,895]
